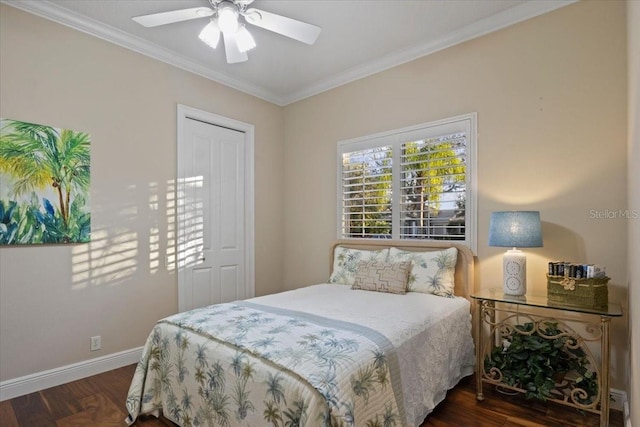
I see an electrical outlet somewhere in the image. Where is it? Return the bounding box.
[90,335,101,351]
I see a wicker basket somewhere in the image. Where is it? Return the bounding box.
[546,274,609,309]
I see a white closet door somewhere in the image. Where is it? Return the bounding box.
[178,117,246,311]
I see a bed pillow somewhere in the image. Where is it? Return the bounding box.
[387,247,457,297]
[351,260,412,294]
[328,247,389,285]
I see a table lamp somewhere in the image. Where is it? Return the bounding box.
[489,211,543,296]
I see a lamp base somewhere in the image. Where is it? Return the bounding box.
[503,249,526,296]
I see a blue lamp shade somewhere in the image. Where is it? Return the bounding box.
[489,211,543,248]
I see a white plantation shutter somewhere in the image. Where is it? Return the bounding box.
[400,133,467,240]
[337,114,477,252]
[341,146,393,238]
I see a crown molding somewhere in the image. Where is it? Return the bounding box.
[282,0,578,105]
[0,0,286,105]
[2,0,576,107]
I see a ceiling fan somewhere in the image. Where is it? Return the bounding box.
[132,0,321,64]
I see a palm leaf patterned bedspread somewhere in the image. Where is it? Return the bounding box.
[126,301,405,426]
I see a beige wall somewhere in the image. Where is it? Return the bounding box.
[283,1,629,389]
[0,4,284,381]
[627,0,639,424]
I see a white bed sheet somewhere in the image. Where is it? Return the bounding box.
[253,284,476,426]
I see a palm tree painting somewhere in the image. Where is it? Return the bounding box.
[0,118,90,244]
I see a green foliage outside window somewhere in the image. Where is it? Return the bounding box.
[342,135,466,239]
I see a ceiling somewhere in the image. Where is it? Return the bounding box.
[3,0,574,106]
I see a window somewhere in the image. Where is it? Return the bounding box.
[337,113,477,252]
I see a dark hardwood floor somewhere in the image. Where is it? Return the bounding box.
[0,364,623,427]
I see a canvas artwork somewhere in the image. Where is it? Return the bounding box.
[0,118,91,244]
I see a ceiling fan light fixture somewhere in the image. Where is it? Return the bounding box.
[132,1,322,64]
[236,26,256,52]
[198,20,221,48]
[217,2,239,33]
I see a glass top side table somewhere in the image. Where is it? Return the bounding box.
[471,289,622,427]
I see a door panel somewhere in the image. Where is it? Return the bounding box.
[193,267,213,307]
[220,139,241,250]
[178,117,245,311]
[220,265,240,302]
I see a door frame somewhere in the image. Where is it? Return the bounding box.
[176,104,255,310]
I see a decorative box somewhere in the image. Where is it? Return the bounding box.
[546,274,609,309]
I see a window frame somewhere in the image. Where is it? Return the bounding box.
[336,113,477,253]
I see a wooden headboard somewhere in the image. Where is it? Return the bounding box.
[330,239,475,301]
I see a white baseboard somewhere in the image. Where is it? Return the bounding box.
[610,388,627,412]
[0,347,143,402]
[623,398,632,427]
[611,388,631,427]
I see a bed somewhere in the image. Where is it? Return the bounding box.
[126,239,476,426]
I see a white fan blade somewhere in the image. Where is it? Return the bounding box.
[244,8,321,45]
[132,7,213,28]
[223,32,248,64]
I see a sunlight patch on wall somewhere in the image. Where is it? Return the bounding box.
[71,186,139,289]
[149,182,160,274]
[70,176,205,286]
[176,175,205,270]
[165,179,176,272]
[71,227,138,289]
